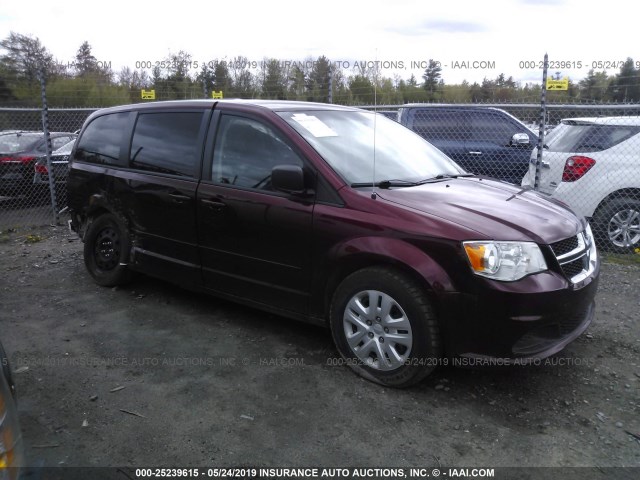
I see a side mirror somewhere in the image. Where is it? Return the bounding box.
[272,165,305,194]
[511,133,530,146]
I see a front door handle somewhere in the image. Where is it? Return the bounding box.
[169,192,191,203]
[201,199,227,212]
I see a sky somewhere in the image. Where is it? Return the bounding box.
[0,0,637,86]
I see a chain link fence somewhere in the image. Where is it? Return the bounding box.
[377,103,640,252]
[0,108,93,229]
[1,103,639,253]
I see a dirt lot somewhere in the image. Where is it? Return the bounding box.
[1,225,639,474]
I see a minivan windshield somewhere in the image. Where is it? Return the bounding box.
[278,110,465,185]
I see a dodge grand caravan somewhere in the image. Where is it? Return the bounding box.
[67,100,599,387]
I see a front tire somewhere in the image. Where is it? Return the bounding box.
[593,197,640,253]
[83,213,132,287]
[329,267,442,388]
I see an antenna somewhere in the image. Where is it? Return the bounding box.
[371,49,378,200]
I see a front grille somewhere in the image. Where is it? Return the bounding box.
[550,230,594,283]
[550,236,579,257]
[560,257,587,279]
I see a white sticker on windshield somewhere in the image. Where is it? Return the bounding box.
[291,113,338,137]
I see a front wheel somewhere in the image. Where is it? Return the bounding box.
[83,213,133,287]
[329,267,442,388]
[593,197,640,253]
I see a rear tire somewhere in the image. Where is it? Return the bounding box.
[83,213,133,287]
[593,197,640,253]
[329,266,442,388]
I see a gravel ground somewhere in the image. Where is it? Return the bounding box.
[0,225,639,476]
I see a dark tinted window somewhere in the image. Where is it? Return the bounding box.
[130,112,203,177]
[467,112,523,144]
[547,121,640,152]
[212,115,303,190]
[408,109,467,141]
[76,113,129,165]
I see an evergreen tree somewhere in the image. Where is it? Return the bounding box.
[608,58,640,102]
[75,41,98,77]
[422,59,442,99]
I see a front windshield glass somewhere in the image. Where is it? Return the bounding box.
[278,110,464,185]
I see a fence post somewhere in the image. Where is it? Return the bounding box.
[328,64,333,104]
[533,53,549,191]
[39,69,59,224]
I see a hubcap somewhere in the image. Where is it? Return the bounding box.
[342,290,412,371]
[94,226,121,271]
[608,208,640,248]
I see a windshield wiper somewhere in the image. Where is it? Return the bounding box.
[418,173,474,182]
[351,174,474,189]
[350,179,422,189]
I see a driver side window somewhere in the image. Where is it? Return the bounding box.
[212,115,303,190]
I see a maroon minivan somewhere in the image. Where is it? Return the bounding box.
[67,100,599,387]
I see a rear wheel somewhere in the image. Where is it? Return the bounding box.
[594,197,640,253]
[83,213,133,286]
[329,267,442,388]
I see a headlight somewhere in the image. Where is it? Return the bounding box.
[463,241,547,281]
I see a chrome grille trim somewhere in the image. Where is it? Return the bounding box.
[550,226,598,284]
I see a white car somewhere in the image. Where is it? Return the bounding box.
[523,116,640,252]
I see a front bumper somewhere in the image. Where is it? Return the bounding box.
[436,262,599,361]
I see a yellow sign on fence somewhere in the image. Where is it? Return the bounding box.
[546,78,569,91]
[141,89,156,100]
[212,91,224,99]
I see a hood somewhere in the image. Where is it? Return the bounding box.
[377,177,582,244]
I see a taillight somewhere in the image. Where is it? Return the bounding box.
[35,164,48,174]
[562,156,596,182]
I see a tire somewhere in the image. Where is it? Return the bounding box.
[329,266,442,388]
[83,213,133,287]
[0,340,16,401]
[593,197,640,253]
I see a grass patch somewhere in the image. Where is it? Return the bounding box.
[602,250,640,266]
[23,233,44,244]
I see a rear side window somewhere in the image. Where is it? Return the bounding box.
[130,112,204,177]
[548,122,640,152]
[76,113,130,166]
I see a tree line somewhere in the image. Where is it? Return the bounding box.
[1,32,640,108]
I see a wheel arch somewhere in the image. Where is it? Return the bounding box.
[593,187,640,217]
[320,237,456,324]
[77,194,130,240]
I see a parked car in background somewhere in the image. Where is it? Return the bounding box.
[68,100,598,388]
[0,339,22,477]
[522,117,640,252]
[0,131,76,197]
[397,104,537,184]
[33,138,76,185]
